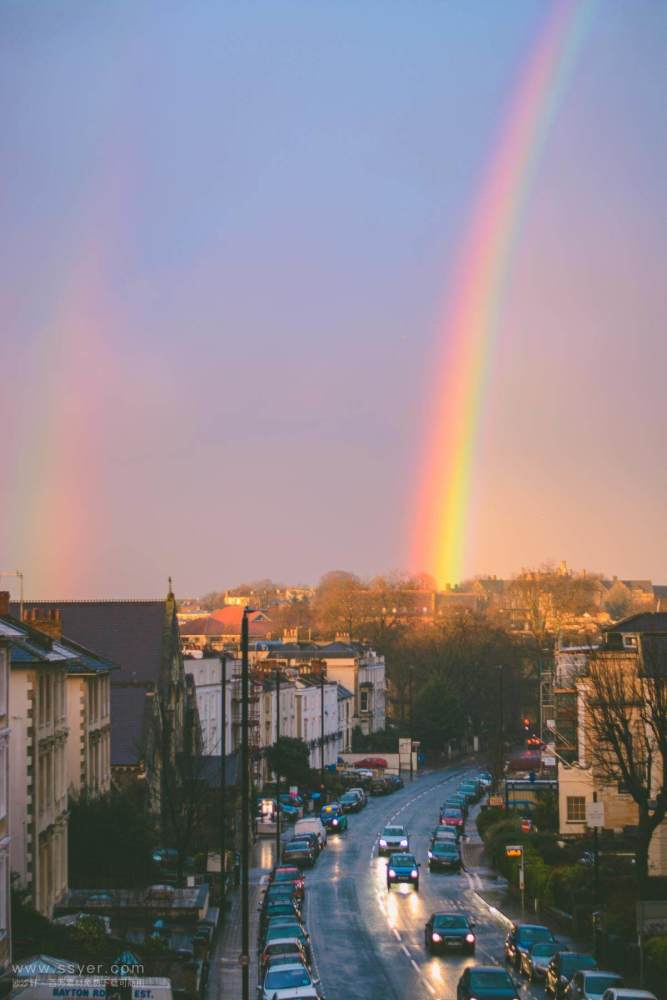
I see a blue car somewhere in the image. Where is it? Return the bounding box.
[387,852,420,891]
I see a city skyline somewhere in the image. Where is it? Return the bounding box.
[1,0,665,597]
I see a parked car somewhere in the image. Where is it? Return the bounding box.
[258,961,323,1000]
[520,941,559,980]
[545,953,598,998]
[565,971,623,1000]
[600,991,657,1000]
[440,807,465,832]
[339,791,363,813]
[370,777,392,795]
[505,923,556,969]
[260,940,310,978]
[348,787,368,806]
[428,841,462,872]
[294,817,327,849]
[281,839,316,868]
[431,827,459,846]
[354,757,388,769]
[269,866,305,900]
[477,771,493,788]
[424,913,476,954]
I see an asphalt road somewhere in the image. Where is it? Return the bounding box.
[303,763,553,1000]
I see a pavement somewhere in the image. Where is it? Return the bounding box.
[207,765,580,1000]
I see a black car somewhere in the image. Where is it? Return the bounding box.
[428,841,462,872]
[425,913,476,954]
[504,922,556,969]
[339,791,363,813]
[545,952,597,998]
[457,966,519,1000]
[259,899,301,932]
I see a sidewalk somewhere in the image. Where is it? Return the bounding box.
[206,833,286,1000]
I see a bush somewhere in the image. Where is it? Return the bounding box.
[477,807,506,838]
[645,936,667,994]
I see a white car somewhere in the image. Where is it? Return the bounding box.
[294,817,327,848]
[600,992,657,1000]
[258,960,323,1000]
[565,971,623,1000]
[378,824,409,855]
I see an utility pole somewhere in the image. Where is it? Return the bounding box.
[320,664,326,789]
[409,665,414,782]
[219,652,227,901]
[496,665,505,784]
[275,667,281,864]
[240,609,250,1000]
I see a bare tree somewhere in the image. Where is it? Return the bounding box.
[584,636,667,884]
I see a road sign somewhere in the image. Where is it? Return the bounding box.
[506,845,523,858]
[489,795,504,808]
[586,801,605,828]
[542,755,556,767]
[521,818,533,833]
[637,900,667,937]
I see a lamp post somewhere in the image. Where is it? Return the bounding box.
[275,667,282,864]
[409,665,414,782]
[496,665,505,786]
[240,609,250,1000]
[320,664,326,788]
[219,652,227,901]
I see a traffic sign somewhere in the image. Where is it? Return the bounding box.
[586,801,605,828]
[506,845,523,858]
[489,795,504,808]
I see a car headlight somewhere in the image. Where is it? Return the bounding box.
[465,933,475,943]
[428,851,433,859]
[379,839,387,847]
[411,869,418,878]
[332,819,338,826]
[388,868,396,877]
[431,932,442,942]
[400,839,408,847]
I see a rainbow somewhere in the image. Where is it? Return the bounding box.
[411,0,598,588]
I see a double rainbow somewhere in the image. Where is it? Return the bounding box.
[411,0,598,588]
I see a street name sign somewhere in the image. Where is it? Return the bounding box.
[586,801,605,828]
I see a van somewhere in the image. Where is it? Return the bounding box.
[294,817,327,848]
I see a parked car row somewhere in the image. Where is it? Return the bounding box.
[503,922,647,1000]
[338,768,404,795]
[258,865,324,1000]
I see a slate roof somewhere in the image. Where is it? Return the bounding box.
[188,752,240,788]
[12,599,174,766]
[605,612,667,634]
[0,615,114,675]
[180,617,228,637]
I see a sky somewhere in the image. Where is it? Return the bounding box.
[1,0,665,599]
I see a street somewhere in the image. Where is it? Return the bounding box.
[303,765,557,1000]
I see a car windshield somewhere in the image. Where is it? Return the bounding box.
[390,854,416,866]
[383,827,405,836]
[444,809,462,818]
[585,975,621,994]
[433,915,468,929]
[433,843,458,854]
[532,943,558,957]
[470,971,513,988]
[265,968,312,989]
[561,955,597,975]
[285,841,309,850]
[518,926,554,944]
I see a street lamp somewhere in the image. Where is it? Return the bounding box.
[240,608,252,1000]
[496,665,505,785]
[319,663,326,788]
[219,652,227,901]
[274,666,284,864]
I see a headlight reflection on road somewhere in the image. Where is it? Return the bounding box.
[385,891,399,927]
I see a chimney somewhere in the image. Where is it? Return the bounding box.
[23,606,62,640]
[0,592,9,617]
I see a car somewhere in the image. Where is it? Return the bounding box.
[520,941,559,980]
[457,965,520,1000]
[258,960,323,1000]
[444,794,468,812]
[600,991,657,1000]
[279,792,304,807]
[260,940,310,977]
[279,801,300,817]
[545,953,598,998]
[386,852,420,890]
[260,899,301,931]
[348,787,368,806]
[263,883,302,908]
[320,803,348,832]
[428,841,462,872]
[354,757,388,769]
[339,791,363,813]
[269,867,305,900]
[370,777,393,795]
[262,925,312,961]
[424,913,476,954]
[386,774,404,790]
[460,779,482,800]
[477,771,493,788]
[431,827,459,846]
[378,825,409,855]
[281,840,316,868]
[440,807,465,831]
[504,922,557,969]
[565,971,623,1000]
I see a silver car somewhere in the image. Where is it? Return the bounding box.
[379,824,409,855]
[565,972,623,1000]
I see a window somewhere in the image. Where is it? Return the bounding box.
[566,796,586,822]
[0,743,6,820]
[0,853,7,937]
[360,689,369,713]
[0,651,7,716]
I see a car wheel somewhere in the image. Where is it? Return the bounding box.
[386,881,391,890]
[414,881,420,892]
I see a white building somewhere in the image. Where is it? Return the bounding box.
[0,613,11,988]
[65,644,113,798]
[186,655,236,757]
[295,678,339,770]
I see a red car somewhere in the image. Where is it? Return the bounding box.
[441,807,464,830]
[354,757,388,770]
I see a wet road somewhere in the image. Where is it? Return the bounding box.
[304,764,553,1000]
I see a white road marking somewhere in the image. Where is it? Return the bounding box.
[410,958,421,973]
[393,927,402,941]
[401,944,411,957]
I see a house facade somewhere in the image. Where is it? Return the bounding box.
[0,622,11,991]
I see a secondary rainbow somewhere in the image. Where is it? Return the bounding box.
[411,0,597,588]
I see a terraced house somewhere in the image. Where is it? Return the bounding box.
[0,619,10,994]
